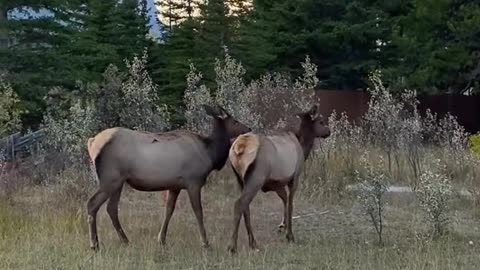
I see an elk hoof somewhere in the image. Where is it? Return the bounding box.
[286,233,295,243]
[90,243,100,252]
[250,244,260,252]
[227,245,237,254]
[202,242,210,249]
[158,235,166,246]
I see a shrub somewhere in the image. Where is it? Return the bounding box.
[86,64,125,130]
[184,49,317,133]
[415,162,453,238]
[183,64,214,134]
[469,133,480,156]
[0,75,23,137]
[356,152,389,246]
[41,50,170,170]
[87,51,170,132]
[119,51,170,132]
[41,98,98,168]
[326,111,363,177]
[363,71,423,177]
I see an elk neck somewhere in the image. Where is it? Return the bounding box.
[295,123,316,160]
[206,119,231,171]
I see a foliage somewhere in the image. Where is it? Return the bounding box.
[86,65,125,131]
[415,162,453,238]
[41,98,97,167]
[4,0,480,128]
[41,52,170,168]
[119,51,170,132]
[470,133,480,156]
[0,76,22,137]
[361,71,426,183]
[356,152,389,246]
[385,0,480,94]
[1,0,151,127]
[183,51,317,134]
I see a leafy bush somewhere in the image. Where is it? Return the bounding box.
[119,51,170,131]
[0,75,23,137]
[363,71,422,177]
[415,161,453,238]
[41,51,170,169]
[41,98,97,168]
[469,133,480,155]
[356,152,389,246]
[87,51,170,132]
[184,49,317,134]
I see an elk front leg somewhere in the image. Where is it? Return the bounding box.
[187,186,209,248]
[286,178,299,243]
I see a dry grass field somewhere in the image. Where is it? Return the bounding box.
[1,167,480,270]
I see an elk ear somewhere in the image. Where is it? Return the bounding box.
[309,103,320,119]
[217,105,230,119]
[202,104,219,118]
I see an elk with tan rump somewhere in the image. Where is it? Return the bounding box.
[227,103,330,253]
[86,104,250,250]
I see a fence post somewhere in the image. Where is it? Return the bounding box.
[10,134,14,160]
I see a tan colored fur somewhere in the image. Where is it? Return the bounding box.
[87,127,119,162]
[229,133,260,179]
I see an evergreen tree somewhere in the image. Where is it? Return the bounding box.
[233,0,397,90]
[196,0,231,85]
[153,0,202,113]
[385,0,480,94]
[0,0,82,127]
[1,0,153,127]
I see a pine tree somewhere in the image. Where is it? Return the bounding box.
[153,0,203,114]
[196,0,231,85]
[232,0,395,89]
[385,0,480,94]
[0,0,83,127]
[114,0,150,59]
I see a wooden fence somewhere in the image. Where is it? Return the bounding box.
[0,129,45,161]
[315,90,480,134]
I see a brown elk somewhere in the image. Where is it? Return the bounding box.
[86,105,250,250]
[227,104,330,253]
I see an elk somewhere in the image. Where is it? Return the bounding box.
[227,104,330,253]
[86,105,250,251]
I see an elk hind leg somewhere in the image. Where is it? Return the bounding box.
[106,184,129,245]
[227,178,262,254]
[158,189,180,245]
[275,187,288,233]
[87,189,111,251]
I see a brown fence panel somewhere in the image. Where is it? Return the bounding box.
[417,95,480,134]
[315,89,369,123]
[314,90,480,134]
